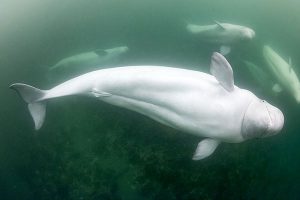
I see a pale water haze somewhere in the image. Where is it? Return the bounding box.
[0,0,300,199]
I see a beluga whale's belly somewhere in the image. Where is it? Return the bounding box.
[10,53,284,160]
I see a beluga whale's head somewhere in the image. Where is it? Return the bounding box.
[241,99,284,139]
[116,46,129,53]
[110,46,129,54]
[240,27,255,41]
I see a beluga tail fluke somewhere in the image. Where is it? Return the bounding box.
[9,83,47,130]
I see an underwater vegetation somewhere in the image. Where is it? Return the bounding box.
[4,100,288,200]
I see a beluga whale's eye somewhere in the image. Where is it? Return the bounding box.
[241,99,284,139]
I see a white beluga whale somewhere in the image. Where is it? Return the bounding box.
[263,45,300,103]
[10,53,284,160]
[243,60,282,94]
[49,46,129,71]
[187,21,255,55]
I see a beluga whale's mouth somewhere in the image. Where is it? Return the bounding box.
[241,99,284,139]
[264,102,284,137]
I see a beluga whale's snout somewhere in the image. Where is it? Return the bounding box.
[241,99,284,139]
[104,46,129,55]
[242,28,255,41]
[119,46,129,53]
[264,102,284,137]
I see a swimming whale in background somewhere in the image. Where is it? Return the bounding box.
[263,45,300,103]
[187,21,255,55]
[243,60,282,94]
[49,46,129,71]
[10,53,284,160]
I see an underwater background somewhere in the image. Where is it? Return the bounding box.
[1,0,300,199]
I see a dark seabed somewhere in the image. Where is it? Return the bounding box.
[1,0,300,199]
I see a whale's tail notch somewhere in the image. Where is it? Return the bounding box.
[10,83,47,130]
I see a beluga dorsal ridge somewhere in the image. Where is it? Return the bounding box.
[10,52,284,160]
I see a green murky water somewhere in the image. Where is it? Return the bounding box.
[1,0,300,199]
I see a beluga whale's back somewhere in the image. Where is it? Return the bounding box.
[10,53,284,160]
[49,46,129,71]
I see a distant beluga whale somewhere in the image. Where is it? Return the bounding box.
[10,53,284,160]
[263,45,300,103]
[243,60,282,94]
[49,46,129,71]
[187,21,255,55]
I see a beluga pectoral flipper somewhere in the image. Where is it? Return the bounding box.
[210,52,234,91]
[193,139,220,160]
[10,52,284,161]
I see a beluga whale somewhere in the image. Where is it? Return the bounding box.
[243,60,282,94]
[49,46,129,71]
[187,21,255,55]
[263,45,300,103]
[10,52,284,160]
